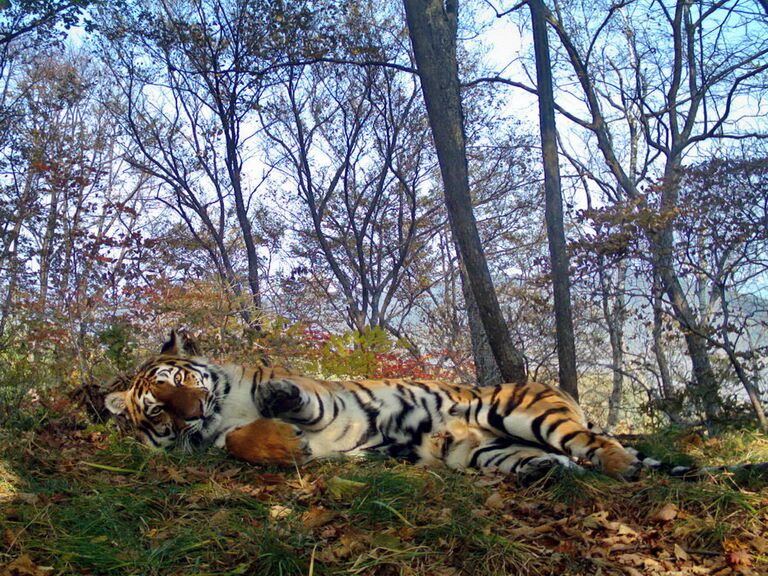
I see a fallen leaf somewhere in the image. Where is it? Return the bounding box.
[327,476,367,500]
[326,530,369,560]
[643,557,663,571]
[183,466,210,481]
[582,510,637,536]
[301,507,336,530]
[2,528,17,547]
[583,510,610,530]
[674,543,690,561]
[484,492,504,510]
[725,549,751,567]
[616,553,644,567]
[269,505,292,520]
[371,532,403,550]
[219,467,242,479]
[0,554,54,576]
[649,502,678,523]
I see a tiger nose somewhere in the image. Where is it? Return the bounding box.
[155,384,207,419]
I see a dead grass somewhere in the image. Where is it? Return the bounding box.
[1,417,766,575]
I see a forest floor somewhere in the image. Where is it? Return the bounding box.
[1,404,767,576]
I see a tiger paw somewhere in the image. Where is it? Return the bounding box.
[259,379,306,418]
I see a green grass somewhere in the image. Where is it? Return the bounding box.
[1,416,767,575]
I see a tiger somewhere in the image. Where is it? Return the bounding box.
[105,331,648,484]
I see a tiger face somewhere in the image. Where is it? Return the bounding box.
[105,332,223,450]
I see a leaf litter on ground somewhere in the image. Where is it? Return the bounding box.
[0,412,766,576]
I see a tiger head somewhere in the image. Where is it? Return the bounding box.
[105,331,224,450]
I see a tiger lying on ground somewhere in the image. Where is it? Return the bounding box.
[105,331,639,482]
[105,332,766,483]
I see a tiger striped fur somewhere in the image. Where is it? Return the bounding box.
[107,332,766,483]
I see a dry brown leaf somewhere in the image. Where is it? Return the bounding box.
[642,557,663,572]
[649,502,679,523]
[484,492,504,510]
[508,517,569,539]
[602,534,637,547]
[747,533,768,554]
[2,528,17,548]
[725,549,752,568]
[674,543,690,561]
[301,507,336,530]
[0,554,54,576]
[269,505,292,520]
[183,466,210,481]
[583,510,610,530]
[219,467,242,479]
[583,511,637,536]
[331,530,369,560]
[616,553,645,568]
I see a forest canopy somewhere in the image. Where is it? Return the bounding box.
[1,0,767,433]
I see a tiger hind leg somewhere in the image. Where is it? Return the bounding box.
[465,437,584,485]
[225,419,309,466]
[556,426,640,479]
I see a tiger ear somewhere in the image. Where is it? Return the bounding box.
[105,390,129,416]
[160,330,200,356]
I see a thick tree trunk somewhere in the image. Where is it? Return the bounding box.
[530,0,579,401]
[404,0,527,384]
[457,251,503,387]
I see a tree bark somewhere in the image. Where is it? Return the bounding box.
[653,163,722,427]
[530,0,578,400]
[600,258,626,430]
[403,0,527,385]
[456,249,503,387]
[651,273,682,424]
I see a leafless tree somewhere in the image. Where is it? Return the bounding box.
[404,0,527,384]
[261,60,439,341]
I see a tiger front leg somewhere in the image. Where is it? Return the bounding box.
[257,377,322,425]
[225,419,309,466]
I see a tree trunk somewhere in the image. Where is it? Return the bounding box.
[530,0,579,401]
[403,0,527,385]
[546,3,724,425]
[715,283,768,431]
[457,250,503,387]
[601,258,626,431]
[225,134,262,328]
[651,273,683,424]
[653,163,722,428]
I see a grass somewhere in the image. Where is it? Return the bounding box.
[1,413,767,575]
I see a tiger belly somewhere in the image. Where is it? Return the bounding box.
[257,376,454,463]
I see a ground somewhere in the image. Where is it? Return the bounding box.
[0,409,767,575]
